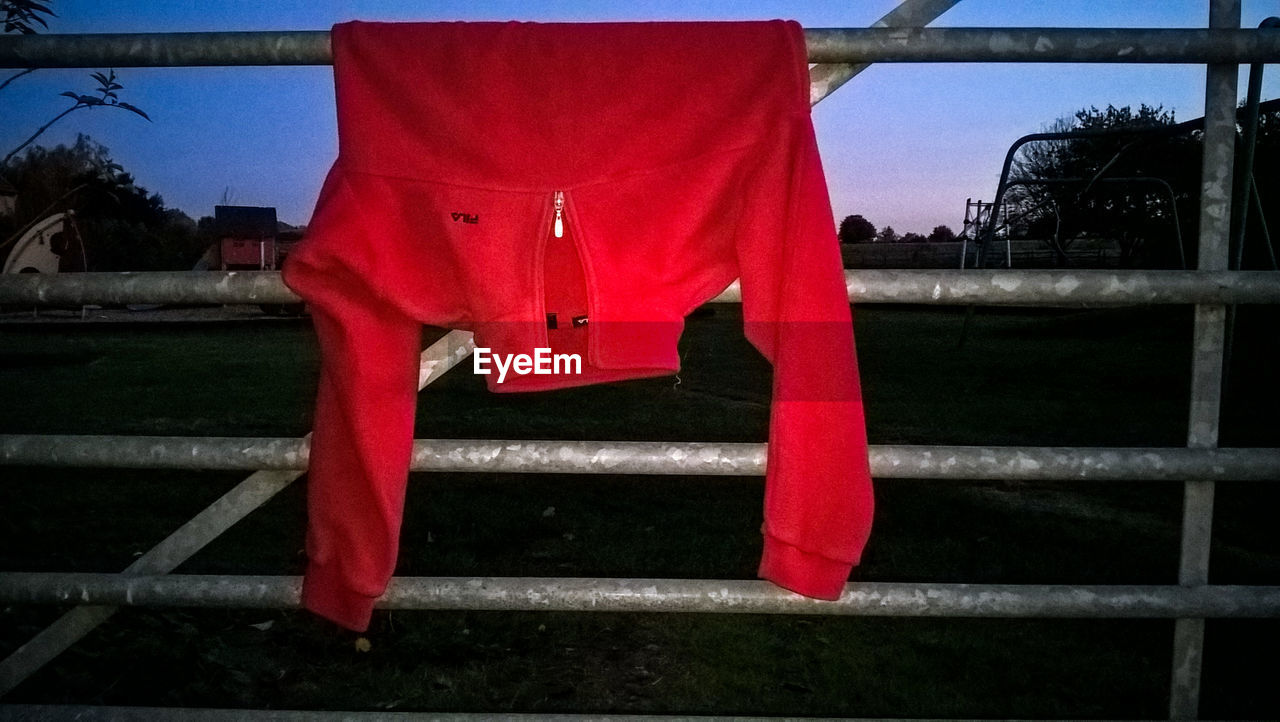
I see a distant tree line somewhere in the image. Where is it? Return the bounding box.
[840,102,1279,269]
[838,213,956,245]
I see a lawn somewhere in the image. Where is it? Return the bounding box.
[1,304,1278,717]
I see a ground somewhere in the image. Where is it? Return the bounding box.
[1,303,1278,717]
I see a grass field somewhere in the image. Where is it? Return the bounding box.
[1,304,1278,717]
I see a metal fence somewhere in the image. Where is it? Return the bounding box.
[1,1,1279,719]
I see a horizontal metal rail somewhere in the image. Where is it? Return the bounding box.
[0,708,993,722]
[0,271,295,307]
[0,707,961,722]
[2,573,1279,618]
[3,270,1280,307]
[1,28,1278,68]
[3,435,1279,481]
[834,269,1280,306]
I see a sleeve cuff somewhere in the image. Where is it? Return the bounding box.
[758,534,854,601]
[301,561,379,632]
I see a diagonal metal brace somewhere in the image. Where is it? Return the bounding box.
[809,0,961,104]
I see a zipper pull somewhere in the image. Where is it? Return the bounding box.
[553,191,564,238]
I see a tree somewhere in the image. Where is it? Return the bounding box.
[0,135,205,270]
[837,214,875,244]
[2,0,54,35]
[3,1,151,167]
[1005,104,1199,267]
[1,2,173,270]
[875,225,898,244]
[4,69,150,167]
[927,225,957,243]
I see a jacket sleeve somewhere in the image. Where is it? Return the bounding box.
[283,172,425,632]
[737,119,874,600]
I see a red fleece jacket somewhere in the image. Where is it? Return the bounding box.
[283,20,874,632]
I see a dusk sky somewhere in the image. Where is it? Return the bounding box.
[3,1,1278,236]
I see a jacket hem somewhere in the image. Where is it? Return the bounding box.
[758,534,854,601]
[302,561,379,632]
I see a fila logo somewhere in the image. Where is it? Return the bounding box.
[451,212,479,224]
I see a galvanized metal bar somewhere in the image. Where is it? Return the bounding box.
[0,707,910,722]
[0,434,313,471]
[2,573,1279,619]
[3,435,1279,482]
[417,329,476,388]
[0,30,333,68]
[808,0,960,104]
[0,271,298,306]
[1170,3,1239,719]
[4,269,1280,307]
[0,707,876,722]
[0,331,474,698]
[1,28,1278,69]
[801,27,1280,64]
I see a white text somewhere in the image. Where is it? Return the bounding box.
[473,347,582,383]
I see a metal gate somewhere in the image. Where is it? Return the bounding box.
[2,1,1279,718]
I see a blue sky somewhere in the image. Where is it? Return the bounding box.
[2,1,1278,235]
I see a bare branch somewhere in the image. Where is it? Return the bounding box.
[0,66,36,92]
[3,103,79,167]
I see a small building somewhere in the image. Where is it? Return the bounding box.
[215,205,278,270]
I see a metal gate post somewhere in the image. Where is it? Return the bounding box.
[1169,1,1239,718]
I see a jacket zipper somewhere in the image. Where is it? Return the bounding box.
[553,190,565,238]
